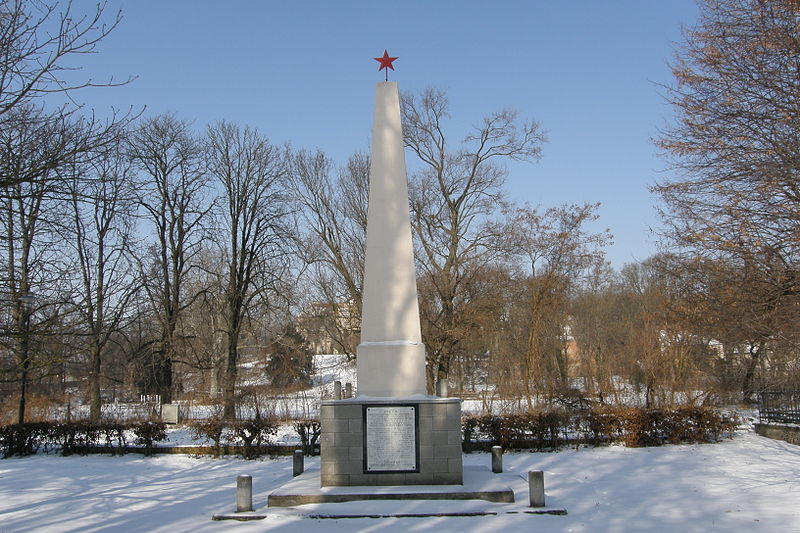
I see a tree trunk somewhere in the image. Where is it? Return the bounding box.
[17,364,28,425]
[160,357,173,404]
[222,329,239,420]
[17,313,31,424]
[425,357,436,394]
[741,342,763,404]
[88,341,102,422]
[158,327,175,404]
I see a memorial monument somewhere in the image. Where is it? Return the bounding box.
[319,51,463,487]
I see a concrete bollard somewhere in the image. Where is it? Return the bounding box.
[236,475,253,512]
[334,381,342,400]
[344,382,352,399]
[436,380,448,397]
[491,445,503,473]
[293,449,304,477]
[528,470,545,507]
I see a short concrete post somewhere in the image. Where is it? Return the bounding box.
[236,475,253,512]
[334,381,342,400]
[491,445,503,473]
[529,470,545,507]
[293,449,304,477]
[436,380,448,397]
[344,382,352,399]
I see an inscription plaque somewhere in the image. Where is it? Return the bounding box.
[364,405,419,472]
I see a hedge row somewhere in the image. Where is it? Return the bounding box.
[1,407,737,458]
[0,421,167,458]
[462,407,739,451]
[0,417,322,460]
[189,417,277,459]
[189,418,320,458]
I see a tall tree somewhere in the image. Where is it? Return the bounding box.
[64,138,139,422]
[401,87,546,390]
[205,121,291,419]
[0,0,133,189]
[128,114,211,403]
[654,0,800,399]
[0,105,76,423]
[289,150,368,357]
[502,203,611,406]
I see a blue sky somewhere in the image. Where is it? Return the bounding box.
[64,0,699,269]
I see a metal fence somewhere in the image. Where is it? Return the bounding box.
[759,391,800,424]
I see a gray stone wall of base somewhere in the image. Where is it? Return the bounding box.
[320,397,463,487]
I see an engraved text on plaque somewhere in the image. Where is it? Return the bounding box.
[364,405,418,472]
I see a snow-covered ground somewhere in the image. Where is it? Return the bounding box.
[0,431,797,532]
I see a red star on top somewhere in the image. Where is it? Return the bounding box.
[374,50,398,80]
[374,50,398,71]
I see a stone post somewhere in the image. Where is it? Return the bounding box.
[344,382,352,399]
[491,446,503,473]
[334,381,342,400]
[436,380,448,397]
[529,470,545,507]
[293,449,304,477]
[236,475,253,512]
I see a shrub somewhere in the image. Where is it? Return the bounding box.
[0,422,51,457]
[190,418,229,456]
[131,421,167,456]
[525,411,569,451]
[230,416,277,459]
[666,407,738,444]
[585,408,625,445]
[292,419,320,456]
[461,415,480,451]
[462,406,737,451]
[476,414,518,448]
[620,408,665,447]
[469,412,570,450]
[98,422,128,453]
[53,422,102,456]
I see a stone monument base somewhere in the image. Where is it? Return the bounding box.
[320,396,462,486]
[267,465,513,508]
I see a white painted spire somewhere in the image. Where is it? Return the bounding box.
[356,82,427,397]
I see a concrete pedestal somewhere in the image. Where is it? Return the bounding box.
[320,397,463,486]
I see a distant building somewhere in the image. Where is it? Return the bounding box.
[296,300,359,355]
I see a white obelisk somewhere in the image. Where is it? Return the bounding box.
[356,82,427,397]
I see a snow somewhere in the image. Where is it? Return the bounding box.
[1,431,798,532]
[311,354,357,390]
[160,424,301,447]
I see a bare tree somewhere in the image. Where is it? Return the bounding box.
[501,203,611,407]
[651,253,794,402]
[0,0,129,116]
[205,121,292,419]
[569,264,623,402]
[0,105,78,423]
[128,114,211,403]
[654,0,800,399]
[289,149,368,357]
[64,137,139,421]
[0,0,135,189]
[401,87,546,390]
